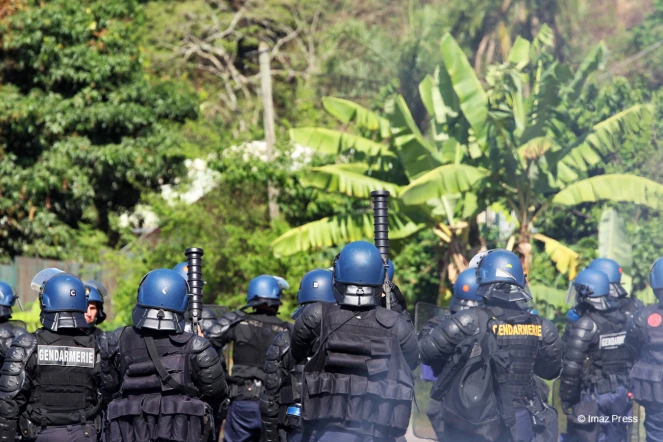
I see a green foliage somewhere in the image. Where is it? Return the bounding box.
[0,0,198,261]
[105,184,337,327]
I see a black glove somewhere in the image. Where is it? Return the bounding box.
[0,418,16,442]
[388,281,407,312]
[218,398,230,421]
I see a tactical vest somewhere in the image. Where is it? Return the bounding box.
[630,304,663,404]
[117,326,196,397]
[107,327,208,442]
[302,303,414,438]
[231,313,289,383]
[485,308,542,403]
[28,329,100,426]
[584,310,630,393]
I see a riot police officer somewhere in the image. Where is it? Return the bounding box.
[560,268,633,442]
[418,267,483,441]
[625,257,663,442]
[419,249,562,442]
[102,268,228,442]
[84,280,107,335]
[215,275,290,442]
[588,258,643,318]
[288,241,419,442]
[0,281,26,365]
[261,268,336,442]
[0,270,102,441]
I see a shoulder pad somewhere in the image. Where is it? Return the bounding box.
[190,335,212,353]
[301,303,323,329]
[206,323,224,339]
[631,307,647,325]
[12,333,36,350]
[569,316,599,342]
[0,328,12,339]
[376,307,400,328]
[541,318,561,344]
[0,333,35,399]
[452,309,481,335]
[107,327,125,357]
[574,315,598,332]
[266,330,291,362]
[218,310,246,332]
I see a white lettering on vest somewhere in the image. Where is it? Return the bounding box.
[37,345,95,368]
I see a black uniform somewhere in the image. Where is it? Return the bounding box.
[214,310,290,442]
[560,309,633,442]
[0,321,26,366]
[626,304,663,442]
[419,306,562,442]
[417,312,450,441]
[261,330,301,442]
[102,326,228,442]
[0,329,102,442]
[288,302,419,441]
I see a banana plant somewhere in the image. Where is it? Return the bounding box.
[399,27,660,278]
[274,27,663,290]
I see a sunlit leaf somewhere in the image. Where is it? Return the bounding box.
[533,233,579,280]
[299,164,401,198]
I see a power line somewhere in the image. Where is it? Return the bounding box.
[598,38,663,80]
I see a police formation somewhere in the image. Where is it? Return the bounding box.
[0,248,661,442]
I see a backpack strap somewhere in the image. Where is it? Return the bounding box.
[144,336,199,397]
[485,310,518,442]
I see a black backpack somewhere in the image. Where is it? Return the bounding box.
[430,309,517,442]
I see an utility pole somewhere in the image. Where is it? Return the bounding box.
[259,42,280,221]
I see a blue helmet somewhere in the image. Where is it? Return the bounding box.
[173,262,189,281]
[84,280,107,325]
[333,241,386,307]
[39,273,89,331]
[450,268,482,313]
[293,269,335,319]
[650,257,663,300]
[246,275,283,308]
[387,259,395,281]
[588,258,627,299]
[0,282,16,318]
[570,268,616,311]
[475,249,530,305]
[133,269,189,332]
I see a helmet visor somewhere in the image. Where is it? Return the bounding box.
[608,282,627,299]
[31,268,65,292]
[476,282,532,302]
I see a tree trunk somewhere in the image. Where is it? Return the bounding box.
[437,253,450,306]
[517,222,532,278]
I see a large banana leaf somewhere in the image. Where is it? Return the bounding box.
[560,104,653,172]
[533,233,579,280]
[299,164,401,198]
[508,37,531,69]
[399,164,486,205]
[552,174,663,210]
[440,33,488,145]
[529,284,568,309]
[291,127,392,157]
[271,212,423,256]
[598,207,633,274]
[322,97,391,139]
[565,42,608,103]
[389,96,444,179]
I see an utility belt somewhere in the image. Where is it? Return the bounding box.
[229,379,263,401]
[19,411,101,441]
[584,371,627,395]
